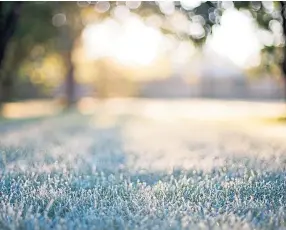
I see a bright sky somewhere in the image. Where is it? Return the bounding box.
[207,8,263,68]
[82,14,164,66]
[82,7,272,70]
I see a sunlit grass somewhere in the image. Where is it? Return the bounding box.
[0,99,285,229]
[1,100,62,119]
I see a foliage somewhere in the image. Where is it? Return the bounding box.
[1,1,286,101]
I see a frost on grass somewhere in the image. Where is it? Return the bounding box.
[0,112,285,230]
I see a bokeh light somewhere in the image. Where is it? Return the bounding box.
[82,15,164,66]
[95,1,110,13]
[158,1,175,16]
[125,1,141,10]
[1,1,286,116]
[112,5,130,21]
[52,13,66,27]
[207,8,262,68]
[1,3,286,229]
[180,0,202,10]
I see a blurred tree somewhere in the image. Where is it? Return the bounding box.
[0,2,84,109]
[52,2,87,108]
[233,1,286,100]
[0,2,22,103]
[0,2,58,105]
[169,1,286,100]
[1,1,286,107]
[280,1,286,100]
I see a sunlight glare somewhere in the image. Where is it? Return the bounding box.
[180,0,201,10]
[158,1,175,15]
[82,15,163,66]
[207,9,262,68]
[95,1,110,13]
[125,1,141,10]
[112,5,130,22]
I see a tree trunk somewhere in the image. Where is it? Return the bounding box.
[280,2,286,102]
[58,22,76,110]
[0,2,22,111]
[0,76,13,102]
[64,50,75,109]
[0,2,22,70]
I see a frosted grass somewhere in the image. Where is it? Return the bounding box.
[0,111,285,230]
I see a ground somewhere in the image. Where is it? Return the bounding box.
[0,99,285,230]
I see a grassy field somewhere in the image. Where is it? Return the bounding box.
[0,99,285,230]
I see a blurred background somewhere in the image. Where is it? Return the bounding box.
[1,1,286,119]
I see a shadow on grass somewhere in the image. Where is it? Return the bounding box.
[0,108,92,135]
[0,115,52,136]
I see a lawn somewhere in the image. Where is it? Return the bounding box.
[0,99,285,230]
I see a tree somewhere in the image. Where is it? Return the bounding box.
[1,1,286,107]
[158,1,286,100]
[0,2,22,103]
[280,1,286,100]
[0,2,82,108]
[0,2,21,68]
[0,2,58,105]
